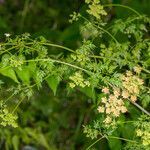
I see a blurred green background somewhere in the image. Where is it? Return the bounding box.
[0,0,149,150]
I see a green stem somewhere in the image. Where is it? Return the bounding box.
[80,15,119,44]
[0,43,16,46]
[0,45,18,55]
[39,42,75,53]
[129,100,150,116]
[86,136,105,150]
[108,136,137,143]
[12,97,24,113]
[107,16,141,31]
[104,4,141,16]
[97,25,119,44]
[4,93,16,104]
[25,58,91,74]
[118,120,136,124]
[142,68,150,74]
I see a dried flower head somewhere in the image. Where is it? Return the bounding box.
[113,87,120,97]
[134,66,142,74]
[102,87,109,94]
[122,90,129,99]
[97,106,105,113]
[121,70,144,102]
[103,116,112,124]
[130,95,137,102]
[98,86,128,125]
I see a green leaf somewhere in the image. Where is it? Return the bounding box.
[121,124,135,140]
[108,131,122,150]
[12,135,19,150]
[141,94,150,108]
[0,66,19,83]
[38,133,50,149]
[15,66,30,85]
[27,62,37,76]
[80,86,96,102]
[46,76,60,95]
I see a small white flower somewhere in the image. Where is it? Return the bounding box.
[4,33,11,37]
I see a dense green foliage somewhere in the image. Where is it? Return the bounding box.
[0,0,150,149]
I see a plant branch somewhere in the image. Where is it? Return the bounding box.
[80,15,119,44]
[12,97,25,114]
[39,42,75,53]
[86,135,105,150]
[103,4,141,16]
[25,58,91,74]
[129,100,150,116]
[108,136,137,143]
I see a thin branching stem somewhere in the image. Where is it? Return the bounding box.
[25,58,91,74]
[12,97,25,114]
[103,4,141,16]
[4,93,16,104]
[39,42,75,53]
[25,58,150,116]
[0,45,18,55]
[108,136,137,143]
[129,100,150,116]
[80,15,119,44]
[142,68,150,74]
[86,135,105,150]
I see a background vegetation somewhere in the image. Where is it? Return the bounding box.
[0,0,150,150]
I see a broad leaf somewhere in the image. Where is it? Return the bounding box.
[38,133,50,150]
[0,66,19,83]
[108,131,122,150]
[46,76,60,95]
[27,62,36,76]
[15,66,30,85]
[80,86,96,102]
[12,135,19,150]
